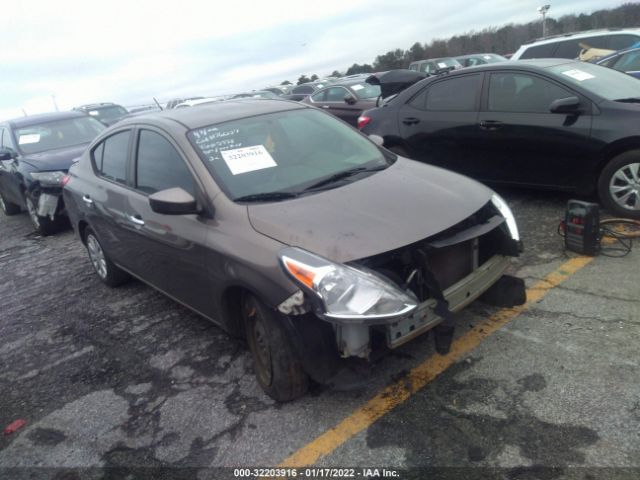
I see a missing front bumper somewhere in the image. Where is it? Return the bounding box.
[386,254,513,349]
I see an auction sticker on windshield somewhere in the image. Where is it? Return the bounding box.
[561,69,595,81]
[221,145,277,175]
[18,134,40,145]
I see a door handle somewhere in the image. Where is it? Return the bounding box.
[128,214,145,226]
[402,117,420,126]
[321,105,330,109]
[82,195,93,206]
[479,120,503,131]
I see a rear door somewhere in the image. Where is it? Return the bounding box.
[84,129,135,266]
[475,70,595,188]
[121,127,214,317]
[397,73,483,175]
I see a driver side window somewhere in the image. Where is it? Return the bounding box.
[135,130,196,197]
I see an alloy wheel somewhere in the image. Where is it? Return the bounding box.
[609,162,640,211]
[86,234,108,279]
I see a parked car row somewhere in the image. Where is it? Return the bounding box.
[359,59,640,219]
[3,35,640,400]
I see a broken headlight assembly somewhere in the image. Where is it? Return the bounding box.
[29,171,67,187]
[491,193,520,241]
[279,247,417,321]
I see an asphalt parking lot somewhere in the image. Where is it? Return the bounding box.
[1,188,639,480]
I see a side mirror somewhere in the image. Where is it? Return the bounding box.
[344,94,357,105]
[0,149,14,161]
[550,96,582,114]
[149,187,199,215]
[368,134,384,147]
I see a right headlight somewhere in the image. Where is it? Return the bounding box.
[279,247,417,321]
[491,193,520,241]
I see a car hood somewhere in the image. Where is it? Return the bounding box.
[21,143,88,171]
[247,158,494,263]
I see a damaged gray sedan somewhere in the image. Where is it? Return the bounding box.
[63,99,525,401]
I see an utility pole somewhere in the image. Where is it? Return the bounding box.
[538,5,551,38]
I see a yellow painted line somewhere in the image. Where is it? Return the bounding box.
[279,255,594,467]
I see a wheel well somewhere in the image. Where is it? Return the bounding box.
[222,286,250,338]
[596,139,640,179]
[78,220,89,245]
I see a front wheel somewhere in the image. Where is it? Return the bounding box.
[243,294,308,402]
[84,227,130,287]
[598,151,640,219]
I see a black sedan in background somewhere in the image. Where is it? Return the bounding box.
[359,59,640,218]
[301,80,381,126]
[0,111,105,234]
[73,103,129,126]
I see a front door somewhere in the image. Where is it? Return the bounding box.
[475,71,595,188]
[122,127,214,318]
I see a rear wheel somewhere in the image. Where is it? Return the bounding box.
[24,195,59,235]
[243,294,308,402]
[0,191,21,216]
[598,151,640,219]
[84,227,130,287]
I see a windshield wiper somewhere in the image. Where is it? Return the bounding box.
[303,165,387,192]
[234,191,299,203]
[614,97,640,103]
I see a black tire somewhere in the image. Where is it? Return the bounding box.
[598,150,640,219]
[24,194,60,235]
[0,191,21,216]
[84,227,130,287]
[243,294,309,402]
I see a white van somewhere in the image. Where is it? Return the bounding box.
[511,29,640,60]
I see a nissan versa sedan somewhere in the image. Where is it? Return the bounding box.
[359,59,640,218]
[63,100,525,401]
[0,111,106,234]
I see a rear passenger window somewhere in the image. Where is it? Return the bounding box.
[418,75,480,111]
[93,131,130,184]
[135,130,195,196]
[554,40,583,59]
[519,43,557,59]
[609,34,640,51]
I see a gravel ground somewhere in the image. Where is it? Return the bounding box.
[0,188,638,480]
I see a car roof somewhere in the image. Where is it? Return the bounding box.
[116,98,306,130]
[75,102,121,109]
[4,111,88,128]
[456,58,576,73]
[521,28,640,47]
[456,53,503,59]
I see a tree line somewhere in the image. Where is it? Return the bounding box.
[282,2,640,85]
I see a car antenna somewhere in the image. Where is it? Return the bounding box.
[153,97,164,111]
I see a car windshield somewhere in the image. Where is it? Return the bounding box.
[548,62,640,101]
[87,105,128,121]
[16,117,106,155]
[188,108,388,201]
[350,83,381,99]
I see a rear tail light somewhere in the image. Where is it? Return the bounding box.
[357,115,371,130]
[61,175,71,187]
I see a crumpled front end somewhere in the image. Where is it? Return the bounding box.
[279,199,525,361]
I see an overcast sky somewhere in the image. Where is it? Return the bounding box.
[0,0,623,119]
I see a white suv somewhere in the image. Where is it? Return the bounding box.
[511,29,640,60]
